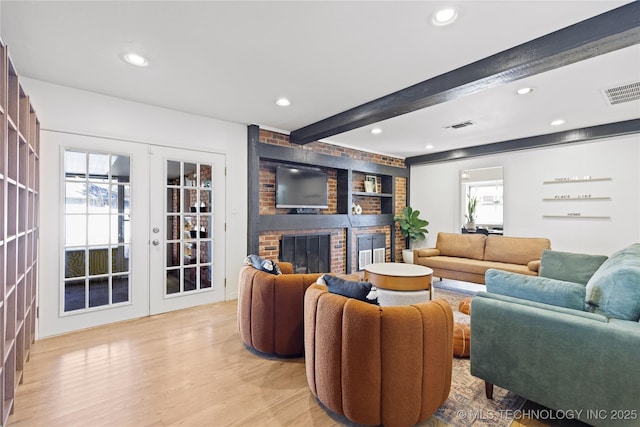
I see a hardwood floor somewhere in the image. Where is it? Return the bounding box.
[9,301,439,426]
[9,298,582,427]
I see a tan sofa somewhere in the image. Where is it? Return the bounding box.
[304,283,453,427]
[414,232,551,284]
[237,262,322,356]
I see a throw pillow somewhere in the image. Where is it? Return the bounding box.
[244,254,282,275]
[539,250,608,285]
[319,274,379,305]
[485,269,586,311]
[585,243,640,321]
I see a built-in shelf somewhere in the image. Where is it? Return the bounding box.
[0,40,39,425]
[353,191,393,198]
[249,129,408,272]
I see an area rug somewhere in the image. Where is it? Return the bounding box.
[431,289,526,427]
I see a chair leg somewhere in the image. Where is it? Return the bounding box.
[485,381,494,399]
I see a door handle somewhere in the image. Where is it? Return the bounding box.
[152,239,160,246]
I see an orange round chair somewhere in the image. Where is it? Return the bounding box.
[304,283,453,427]
[237,262,321,356]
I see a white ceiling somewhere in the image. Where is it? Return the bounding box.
[1,1,638,158]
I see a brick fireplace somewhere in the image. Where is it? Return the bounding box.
[251,128,408,274]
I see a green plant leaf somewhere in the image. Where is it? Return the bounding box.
[394,205,429,243]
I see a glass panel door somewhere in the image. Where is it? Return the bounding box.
[149,147,225,315]
[63,151,131,312]
[38,132,149,338]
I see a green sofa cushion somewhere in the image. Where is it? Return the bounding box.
[539,250,608,285]
[485,269,586,311]
[585,243,640,321]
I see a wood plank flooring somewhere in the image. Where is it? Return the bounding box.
[8,299,576,427]
[9,301,438,426]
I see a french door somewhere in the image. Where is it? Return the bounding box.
[148,146,226,314]
[39,133,225,337]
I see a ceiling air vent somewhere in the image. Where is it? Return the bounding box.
[445,120,475,130]
[603,82,640,105]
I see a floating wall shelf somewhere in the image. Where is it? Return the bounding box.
[543,177,611,184]
[543,215,610,219]
[542,197,611,201]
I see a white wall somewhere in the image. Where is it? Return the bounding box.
[410,135,640,255]
[22,78,248,302]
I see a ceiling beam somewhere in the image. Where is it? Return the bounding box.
[289,2,640,145]
[404,119,640,166]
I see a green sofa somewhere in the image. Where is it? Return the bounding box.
[471,243,640,427]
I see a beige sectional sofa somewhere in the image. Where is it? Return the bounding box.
[413,232,551,284]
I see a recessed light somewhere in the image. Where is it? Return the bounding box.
[371,128,382,135]
[432,8,458,26]
[550,119,566,126]
[425,144,434,150]
[516,87,534,95]
[275,98,291,107]
[122,53,148,67]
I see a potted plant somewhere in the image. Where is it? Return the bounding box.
[394,206,429,263]
[465,194,478,231]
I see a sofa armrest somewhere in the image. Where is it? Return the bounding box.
[527,259,541,272]
[415,248,440,258]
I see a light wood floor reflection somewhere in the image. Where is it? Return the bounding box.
[10,300,446,426]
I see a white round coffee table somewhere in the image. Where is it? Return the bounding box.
[364,263,433,306]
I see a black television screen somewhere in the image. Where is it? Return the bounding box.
[276,166,328,209]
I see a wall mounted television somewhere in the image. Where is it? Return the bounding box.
[276,165,328,209]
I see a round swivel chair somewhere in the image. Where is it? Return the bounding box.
[304,284,453,427]
[237,262,321,356]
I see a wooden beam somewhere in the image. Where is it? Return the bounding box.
[258,142,409,177]
[289,3,640,145]
[247,124,261,255]
[405,119,640,166]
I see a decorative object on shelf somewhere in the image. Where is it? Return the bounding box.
[190,201,208,212]
[354,204,363,215]
[464,193,478,231]
[364,180,375,193]
[394,206,429,263]
[365,175,378,193]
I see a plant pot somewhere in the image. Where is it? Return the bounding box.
[402,249,414,264]
[465,221,476,231]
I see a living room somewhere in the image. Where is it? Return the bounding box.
[0,1,639,426]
